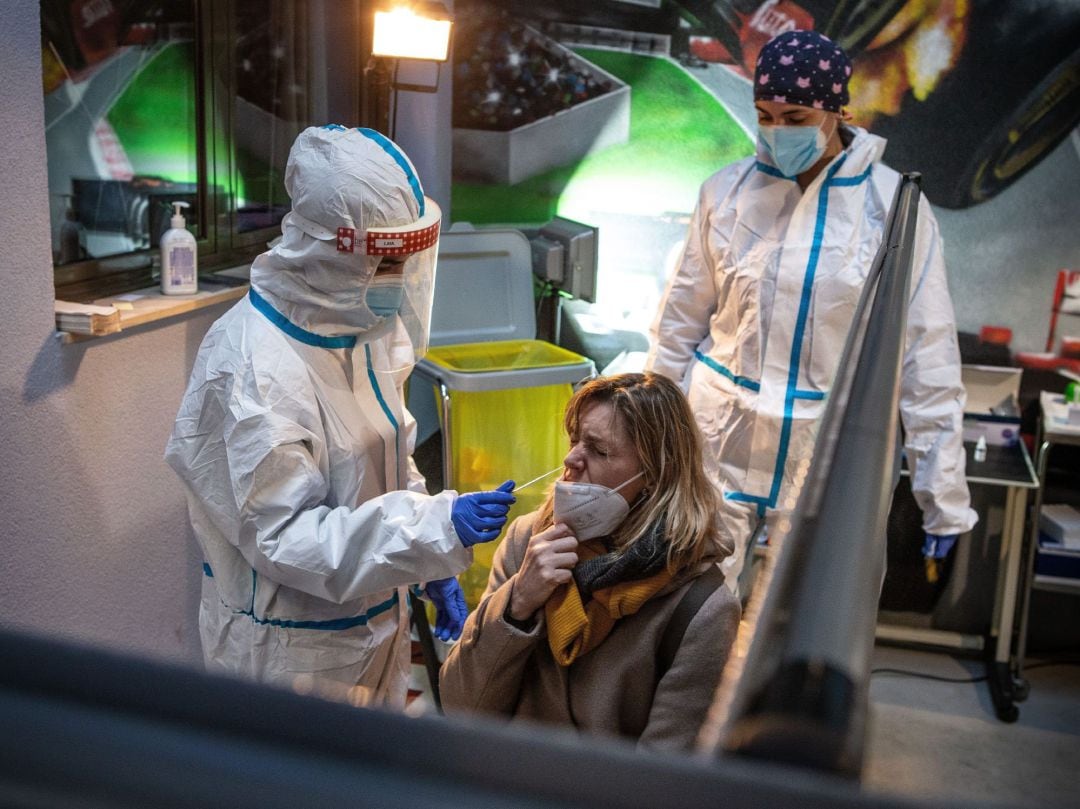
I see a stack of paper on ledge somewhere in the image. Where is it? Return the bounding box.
[54,300,122,336]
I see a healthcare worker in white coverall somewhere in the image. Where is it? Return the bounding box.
[165,125,516,707]
[646,30,977,592]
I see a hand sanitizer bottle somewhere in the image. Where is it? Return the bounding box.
[160,201,197,295]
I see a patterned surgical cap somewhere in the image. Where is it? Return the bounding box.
[753,30,852,112]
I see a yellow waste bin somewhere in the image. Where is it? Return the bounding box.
[413,339,594,608]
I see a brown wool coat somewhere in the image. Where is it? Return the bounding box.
[440,513,741,753]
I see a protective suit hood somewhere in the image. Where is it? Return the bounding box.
[839,125,887,173]
[250,126,439,355]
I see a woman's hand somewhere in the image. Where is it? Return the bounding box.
[508,523,579,622]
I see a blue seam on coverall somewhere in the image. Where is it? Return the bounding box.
[364,342,404,490]
[766,154,849,509]
[248,288,357,349]
[831,166,873,186]
[248,591,400,630]
[754,161,790,179]
[724,153,872,514]
[754,162,871,186]
[242,290,406,628]
[725,490,769,518]
[203,561,401,630]
[694,350,761,391]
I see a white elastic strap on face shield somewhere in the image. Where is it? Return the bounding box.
[287,208,338,241]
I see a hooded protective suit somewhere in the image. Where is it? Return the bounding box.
[165,126,472,707]
[646,126,977,589]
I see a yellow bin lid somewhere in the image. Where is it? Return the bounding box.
[416,339,595,392]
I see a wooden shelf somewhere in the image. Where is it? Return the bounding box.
[57,276,248,343]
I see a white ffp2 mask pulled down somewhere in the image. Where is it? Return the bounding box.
[552,472,644,540]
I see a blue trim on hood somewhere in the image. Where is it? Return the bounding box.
[356,127,425,217]
[248,288,357,349]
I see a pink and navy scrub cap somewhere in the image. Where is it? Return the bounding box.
[753,30,852,113]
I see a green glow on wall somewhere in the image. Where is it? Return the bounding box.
[451,48,753,226]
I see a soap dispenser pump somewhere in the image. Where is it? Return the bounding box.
[160,201,197,295]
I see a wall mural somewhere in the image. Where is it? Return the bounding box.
[448,0,1080,357]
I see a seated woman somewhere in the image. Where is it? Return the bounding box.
[440,372,740,752]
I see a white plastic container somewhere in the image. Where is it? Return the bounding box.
[160,201,197,295]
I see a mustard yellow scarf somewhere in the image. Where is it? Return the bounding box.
[545,539,673,666]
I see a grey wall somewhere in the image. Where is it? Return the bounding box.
[937,131,1080,355]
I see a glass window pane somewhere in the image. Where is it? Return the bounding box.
[42,0,198,267]
[233,0,309,234]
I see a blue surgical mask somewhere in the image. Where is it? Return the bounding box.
[365,276,405,317]
[758,123,828,178]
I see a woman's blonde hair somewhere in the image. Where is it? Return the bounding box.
[536,372,723,572]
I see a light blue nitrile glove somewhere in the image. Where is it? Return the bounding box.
[451,480,516,548]
[922,533,959,560]
[425,577,468,641]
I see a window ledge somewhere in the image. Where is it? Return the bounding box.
[57,272,250,344]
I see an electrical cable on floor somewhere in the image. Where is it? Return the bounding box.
[871,667,988,683]
[1023,658,1080,670]
[871,656,1080,683]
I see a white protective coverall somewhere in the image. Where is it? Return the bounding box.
[165,127,470,707]
[647,126,977,589]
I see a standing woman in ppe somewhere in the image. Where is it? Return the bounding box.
[646,31,977,592]
[165,126,515,707]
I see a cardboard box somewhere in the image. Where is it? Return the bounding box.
[961,364,1022,446]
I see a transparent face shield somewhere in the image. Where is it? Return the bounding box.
[362,197,441,372]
